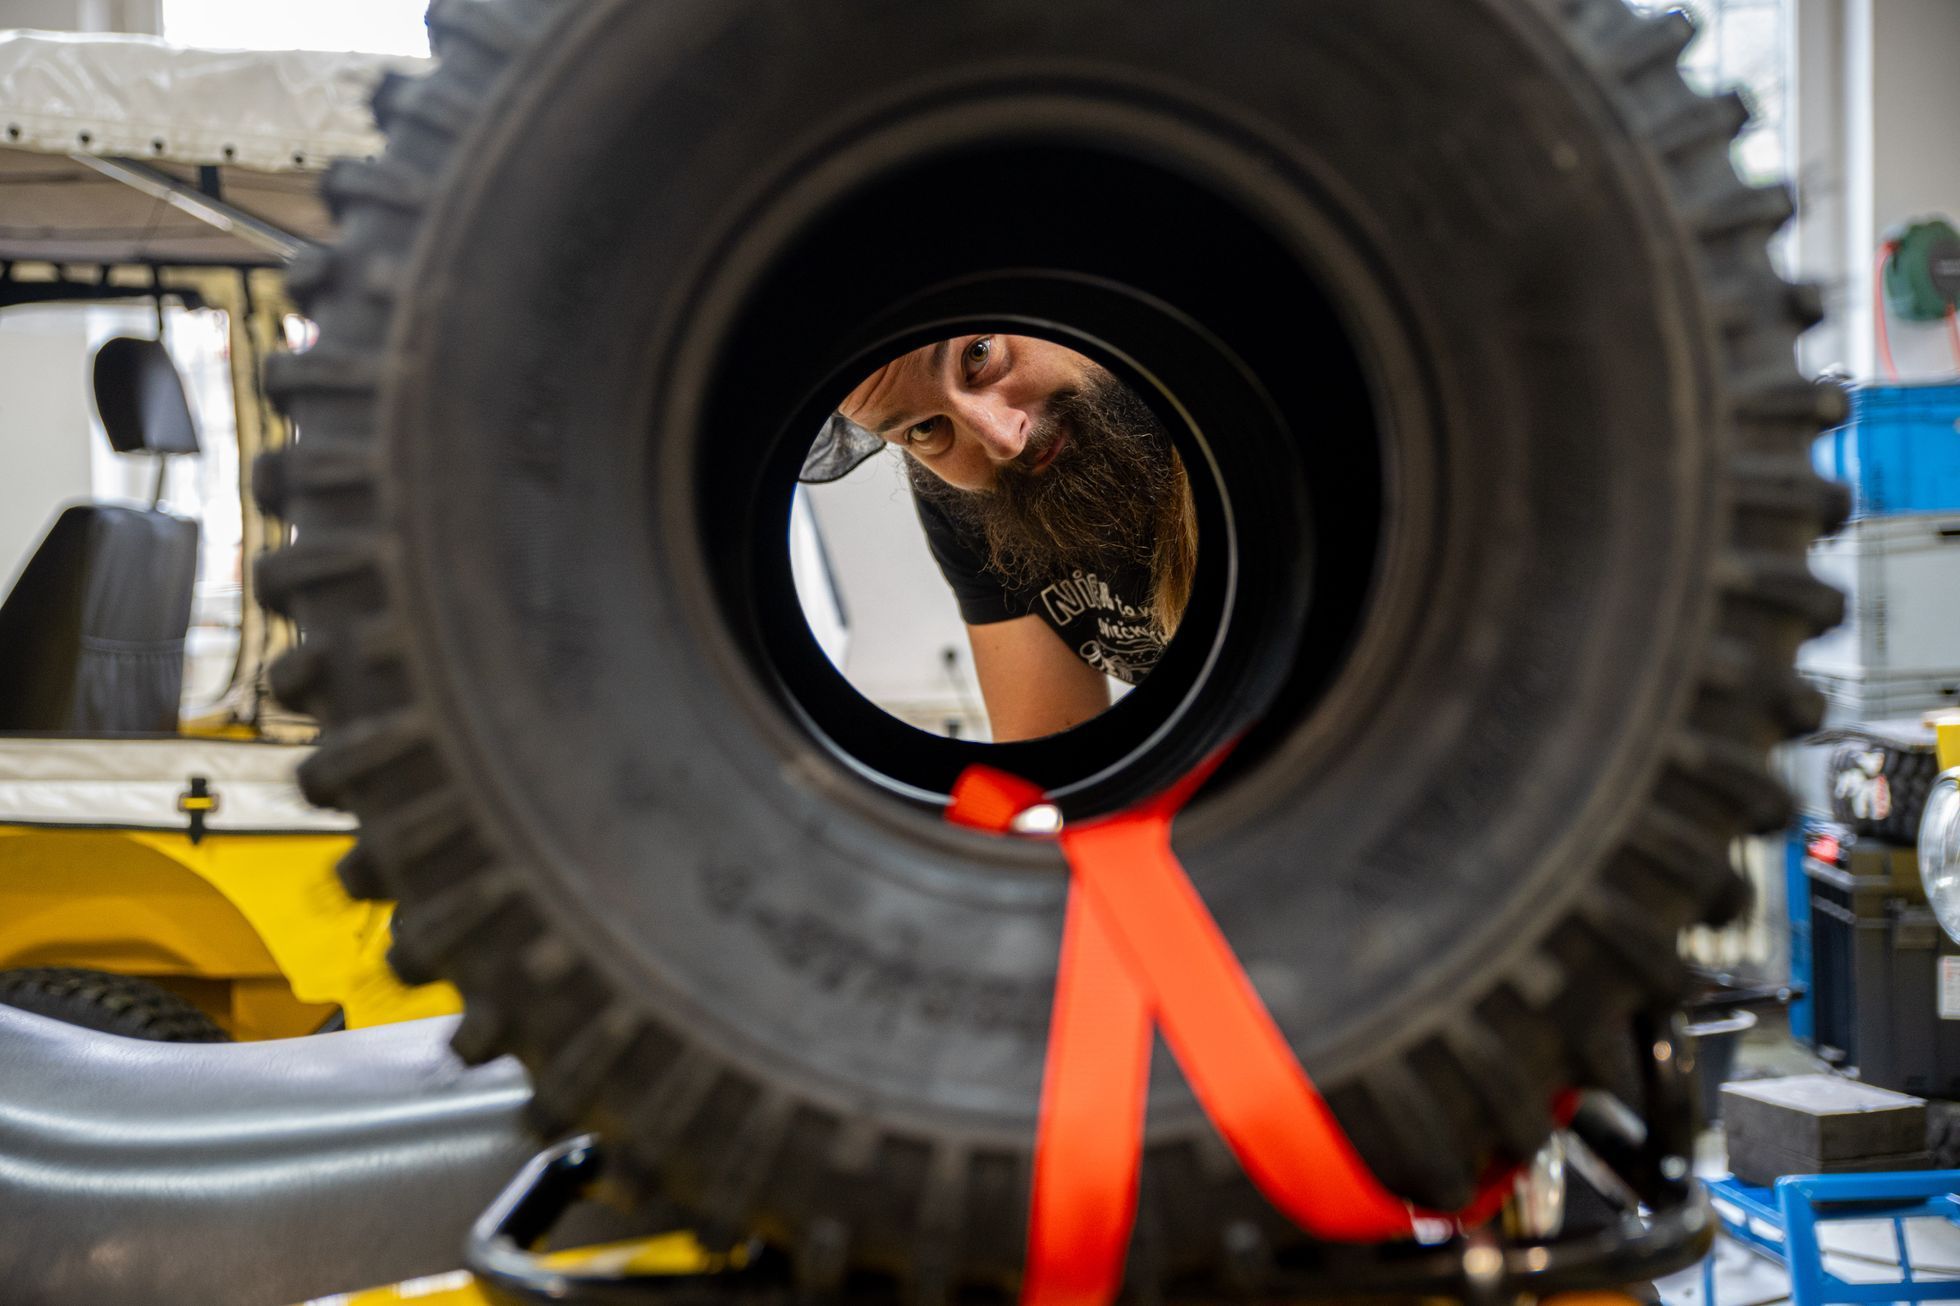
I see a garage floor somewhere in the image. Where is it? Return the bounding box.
[1656,1014,1960,1306]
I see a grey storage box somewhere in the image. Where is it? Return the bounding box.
[1722,1075,1928,1187]
[1807,669,1960,726]
[1800,512,1960,688]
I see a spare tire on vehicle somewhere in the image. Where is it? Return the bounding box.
[255,0,1847,1295]
[0,967,230,1043]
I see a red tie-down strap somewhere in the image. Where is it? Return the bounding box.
[947,759,1553,1306]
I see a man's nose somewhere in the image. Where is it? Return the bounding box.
[959,399,1029,462]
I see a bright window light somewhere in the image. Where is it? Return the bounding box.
[161,0,430,58]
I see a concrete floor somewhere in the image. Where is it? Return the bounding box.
[1653,1013,1960,1306]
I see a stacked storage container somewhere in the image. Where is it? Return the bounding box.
[1792,383,1960,1081]
[1804,383,1960,722]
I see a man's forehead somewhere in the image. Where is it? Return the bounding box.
[840,341,944,429]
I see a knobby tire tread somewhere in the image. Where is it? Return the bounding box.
[0,967,231,1043]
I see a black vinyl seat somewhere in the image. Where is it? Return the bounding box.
[0,505,199,732]
[0,336,202,734]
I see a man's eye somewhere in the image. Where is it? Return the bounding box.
[963,336,993,376]
[905,417,952,455]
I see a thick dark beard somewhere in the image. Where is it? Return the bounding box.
[904,369,1178,592]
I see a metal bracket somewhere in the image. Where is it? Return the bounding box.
[176,775,217,845]
[68,154,312,261]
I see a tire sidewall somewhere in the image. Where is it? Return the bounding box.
[377,0,1721,1151]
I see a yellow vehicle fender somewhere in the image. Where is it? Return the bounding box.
[0,825,456,1036]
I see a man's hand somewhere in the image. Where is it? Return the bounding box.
[965,615,1113,742]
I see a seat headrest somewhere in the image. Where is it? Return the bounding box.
[92,336,200,456]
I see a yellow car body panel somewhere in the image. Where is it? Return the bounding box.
[303,1234,721,1305]
[0,825,458,1037]
[306,1270,487,1305]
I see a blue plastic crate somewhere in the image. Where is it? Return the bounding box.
[1787,824,1814,1044]
[1812,383,1960,518]
[1706,1171,1960,1306]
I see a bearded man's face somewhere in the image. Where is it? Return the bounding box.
[835,334,1180,587]
[902,369,1179,588]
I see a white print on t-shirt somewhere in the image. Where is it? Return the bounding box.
[1039,569,1162,685]
[1080,639,1156,683]
[1040,569,1147,627]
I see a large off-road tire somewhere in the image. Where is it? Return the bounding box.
[0,967,230,1043]
[257,0,1847,1296]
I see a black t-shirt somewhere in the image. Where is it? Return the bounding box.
[914,493,1166,685]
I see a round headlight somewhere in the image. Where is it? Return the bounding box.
[1919,767,1960,943]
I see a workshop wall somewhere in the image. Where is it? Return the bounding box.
[1793,0,1960,381]
[0,309,97,589]
[803,450,989,739]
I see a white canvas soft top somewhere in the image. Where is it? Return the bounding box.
[0,736,356,833]
[0,29,425,171]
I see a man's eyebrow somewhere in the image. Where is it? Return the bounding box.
[870,339,953,435]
